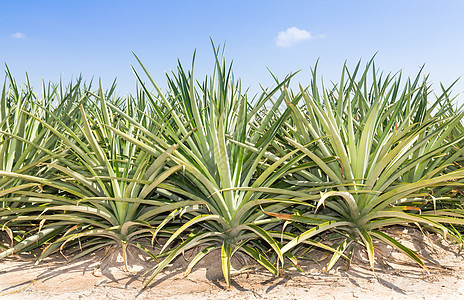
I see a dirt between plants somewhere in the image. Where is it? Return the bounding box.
[1,227,464,299]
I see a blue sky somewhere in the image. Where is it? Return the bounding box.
[1,0,464,104]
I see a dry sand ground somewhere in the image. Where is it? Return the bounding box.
[1,227,464,299]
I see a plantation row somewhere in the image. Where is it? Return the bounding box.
[1,48,464,287]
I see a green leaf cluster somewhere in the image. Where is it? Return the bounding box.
[1,45,464,288]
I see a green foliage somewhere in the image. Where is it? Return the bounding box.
[279,60,464,271]
[1,47,464,288]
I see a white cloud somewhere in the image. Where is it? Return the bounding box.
[11,32,26,39]
[275,27,313,47]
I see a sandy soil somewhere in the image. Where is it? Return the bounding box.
[1,227,464,299]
